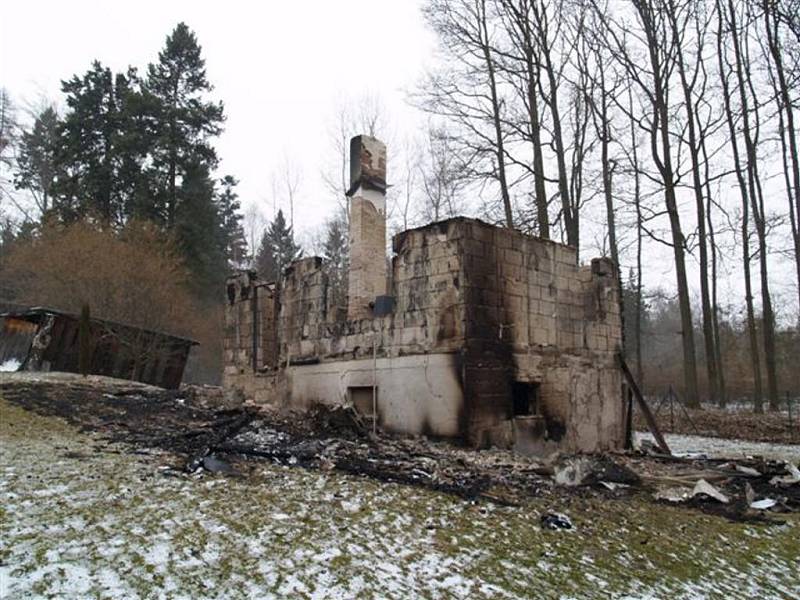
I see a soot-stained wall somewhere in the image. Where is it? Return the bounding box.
[224,216,624,455]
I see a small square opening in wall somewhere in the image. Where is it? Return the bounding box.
[512,382,540,416]
[349,386,378,418]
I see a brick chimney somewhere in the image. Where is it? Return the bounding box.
[346,135,387,320]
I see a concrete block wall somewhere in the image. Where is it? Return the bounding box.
[223,271,278,399]
[280,256,329,361]
[276,222,469,365]
[452,218,623,451]
[390,220,466,355]
[223,216,624,454]
[223,271,256,377]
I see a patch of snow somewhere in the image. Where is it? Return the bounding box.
[144,542,171,569]
[637,432,800,462]
[0,358,21,372]
[32,484,70,498]
[340,500,361,514]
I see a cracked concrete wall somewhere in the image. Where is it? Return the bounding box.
[223,216,624,455]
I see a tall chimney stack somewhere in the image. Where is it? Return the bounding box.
[346,135,387,320]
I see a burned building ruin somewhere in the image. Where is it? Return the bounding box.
[224,136,624,455]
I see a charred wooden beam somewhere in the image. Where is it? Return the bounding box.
[618,354,671,455]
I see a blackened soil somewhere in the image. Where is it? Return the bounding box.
[0,375,256,456]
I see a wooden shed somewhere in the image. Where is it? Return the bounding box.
[0,307,197,389]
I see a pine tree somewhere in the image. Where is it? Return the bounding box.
[174,160,228,294]
[56,63,143,225]
[216,175,248,267]
[145,22,224,228]
[322,210,348,309]
[11,23,243,303]
[14,106,60,217]
[255,209,301,282]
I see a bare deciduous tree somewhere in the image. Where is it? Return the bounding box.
[418,0,514,227]
[419,125,468,222]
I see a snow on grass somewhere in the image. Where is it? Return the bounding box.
[637,431,800,462]
[2,396,799,599]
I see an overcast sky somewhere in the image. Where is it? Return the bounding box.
[1,0,433,237]
[2,1,797,320]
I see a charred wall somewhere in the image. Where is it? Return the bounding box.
[223,271,278,399]
[223,217,624,454]
[452,219,623,452]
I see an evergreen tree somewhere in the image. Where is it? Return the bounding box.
[254,231,278,282]
[255,209,301,282]
[216,175,248,267]
[10,23,242,301]
[56,63,144,225]
[322,210,348,309]
[174,160,228,294]
[145,22,224,228]
[14,106,60,217]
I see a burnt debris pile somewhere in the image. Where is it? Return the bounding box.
[217,406,553,505]
[1,372,798,518]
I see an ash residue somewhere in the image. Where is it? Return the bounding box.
[1,372,797,518]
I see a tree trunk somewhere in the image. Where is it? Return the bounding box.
[522,6,549,239]
[629,87,644,388]
[729,0,779,411]
[502,0,550,237]
[667,0,718,405]
[635,0,700,407]
[595,66,622,351]
[479,0,513,228]
[701,138,726,406]
[717,0,763,412]
[763,1,800,314]
[533,1,577,248]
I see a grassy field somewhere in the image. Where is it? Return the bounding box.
[1,396,798,599]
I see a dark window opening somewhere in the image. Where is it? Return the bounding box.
[512,382,540,417]
[240,286,250,301]
[349,386,378,418]
[226,284,237,305]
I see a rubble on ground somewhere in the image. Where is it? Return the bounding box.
[553,455,640,487]
[540,512,573,530]
[1,372,797,520]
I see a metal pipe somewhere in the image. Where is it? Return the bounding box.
[372,331,378,436]
[252,283,259,371]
